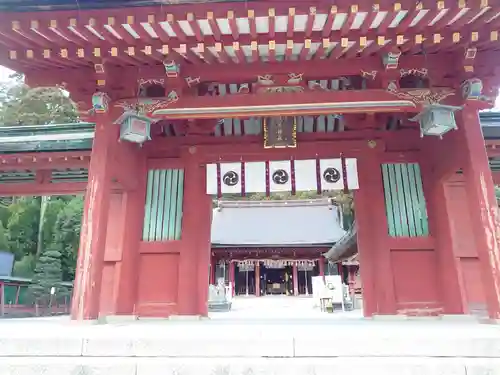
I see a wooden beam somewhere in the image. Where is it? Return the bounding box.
[0,1,492,24]
[177,54,458,83]
[146,14,170,43]
[0,151,91,162]
[0,159,89,171]
[133,89,426,120]
[5,23,499,65]
[0,182,87,196]
[8,52,464,89]
[207,11,223,41]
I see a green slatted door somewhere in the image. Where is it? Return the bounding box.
[381,163,429,237]
[142,169,185,241]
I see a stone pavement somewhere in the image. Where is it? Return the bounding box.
[0,296,499,375]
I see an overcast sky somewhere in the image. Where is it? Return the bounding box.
[0,65,14,82]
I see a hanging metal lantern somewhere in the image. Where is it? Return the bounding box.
[91,91,110,113]
[116,112,152,144]
[382,51,401,70]
[410,104,462,138]
[461,78,483,100]
[164,60,180,78]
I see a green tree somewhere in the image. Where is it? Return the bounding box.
[0,83,78,126]
[0,78,81,283]
[27,247,64,309]
[12,254,35,278]
[0,197,13,225]
[51,196,84,281]
[39,197,67,257]
[0,220,9,251]
[6,197,40,260]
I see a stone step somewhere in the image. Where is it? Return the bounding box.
[1,357,500,375]
[1,319,500,358]
[1,318,500,375]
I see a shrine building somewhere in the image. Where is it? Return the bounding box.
[0,0,499,320]
[210,199,349,297]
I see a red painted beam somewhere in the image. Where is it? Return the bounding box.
[179,54,457,83]
[0,151,91,171]
[144,129,421,157]
[0,150,91,161]
[144,89,422,119]
[0,182,87,196]
[0,159,89,171]
[188,139,381,162]
[0,1,489,23]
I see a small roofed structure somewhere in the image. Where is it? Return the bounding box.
[323,221,358,263]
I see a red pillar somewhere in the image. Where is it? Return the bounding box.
[354,152,396,316]
[420,151,465,314]
[318,258,325,282]
[292,263,299,296]
[458,108,500,319]
[229,261,235,296]
[71,114,116,320]
[177,152,212,316]
[114,187,146,315]
[255,262,260,297]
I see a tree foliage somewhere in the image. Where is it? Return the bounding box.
[0,78,82,305]
[0,84,78,126]
[27,247,66,308]
[0,196,83,279]
[6,197,41,260]
[51,196,84,282]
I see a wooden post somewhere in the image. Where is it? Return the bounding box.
[354,151,396,316]
[292,262,299,296]
[114,188,146,315]
[318,258,325,282]
[210,257,216,285]
[229,261,235,296]
[419,151,465,314]
[0,282,4,317]
[255,261,260,297]
[458,108,500,319]
[177,152,212,316]
[71,113,117,320]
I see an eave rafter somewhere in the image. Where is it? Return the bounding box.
[10,52,495,94]
[6,27,500,70]
[0,0,498,70]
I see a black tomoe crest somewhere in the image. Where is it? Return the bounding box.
[323,167,341,184]
[222,171,239,186]
[272,169,289,185]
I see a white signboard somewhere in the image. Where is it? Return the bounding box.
[325,275,344,304]
[311,276,325,306]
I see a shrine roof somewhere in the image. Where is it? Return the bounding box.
[481,111,500,132]
[323,221,357,263]
[0,274,73,286]
[211,199,347,247]
[0,122,95,153]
